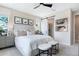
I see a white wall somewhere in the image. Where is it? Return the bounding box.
[54,9,72,45]
[0,5,40,35]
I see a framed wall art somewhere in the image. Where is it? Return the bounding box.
[56,26,67,32]
[14,16,22,24]
[22,18,28,25]
[56,18,68,25]
[55,18,68,32]
[29,19,33,26]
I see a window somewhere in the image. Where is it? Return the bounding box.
[0,16,8,36]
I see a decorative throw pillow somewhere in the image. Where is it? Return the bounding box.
[18,31,27,36]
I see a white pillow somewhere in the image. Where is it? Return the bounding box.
[14,30,27,37]
[27,31,32,35]
[14,31,18,36]
[18,31,27,36]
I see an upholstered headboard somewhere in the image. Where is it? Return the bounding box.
[13,24,35,36]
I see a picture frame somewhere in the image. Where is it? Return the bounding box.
[14,16,22,24]
[22,18,28,25]
[56,26,67,32]
[55,18,68,32]
[56,18,68,25]
[28,19,33,25]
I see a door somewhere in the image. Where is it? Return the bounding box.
[75,15,79,43]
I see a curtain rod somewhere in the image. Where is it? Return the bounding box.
[41,15,55,20]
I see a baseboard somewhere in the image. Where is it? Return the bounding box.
[0,45,15,50]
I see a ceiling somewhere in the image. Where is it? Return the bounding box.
[0,3,79,17]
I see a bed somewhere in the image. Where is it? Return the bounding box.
[15,35,55,56]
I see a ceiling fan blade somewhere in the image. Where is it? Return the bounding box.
[34,4,41,9]
[34,3,52,9]
[43,4,52,8]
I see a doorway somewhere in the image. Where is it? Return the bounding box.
[75,15,79,43]
[48,18,54,37]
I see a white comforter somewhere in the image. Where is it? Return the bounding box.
[15,35,53,56]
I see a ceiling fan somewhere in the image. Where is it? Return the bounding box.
[34,3,52,9]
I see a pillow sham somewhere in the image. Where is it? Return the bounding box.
[14,30,27,37]
[18,31,27,36]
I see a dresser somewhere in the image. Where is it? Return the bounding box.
[0,36,15,48]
